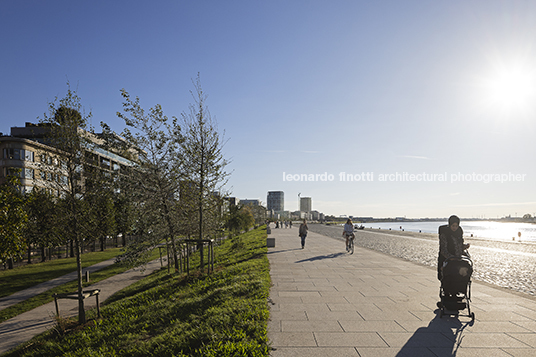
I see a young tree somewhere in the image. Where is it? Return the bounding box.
[180,75,230,271]
[97,123,137,249]
[116,89,183,271]
[247,203,267,226]
[39,84,94,324]
[83,163,117,252]
[227,204,255,238]
[88,189,116,251]
[24,188,59,263]
[0,173,28,269]
[113,191,135,247]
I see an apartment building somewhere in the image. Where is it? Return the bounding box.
[0,122,136,194]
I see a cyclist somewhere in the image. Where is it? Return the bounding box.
[343,218,355,252]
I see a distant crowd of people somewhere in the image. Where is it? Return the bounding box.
[271,220,292,229]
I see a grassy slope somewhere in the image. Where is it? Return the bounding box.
[7,227,271,357]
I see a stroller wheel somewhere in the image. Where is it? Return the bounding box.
[471,312,475,321]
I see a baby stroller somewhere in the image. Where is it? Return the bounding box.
[438,253,475,321]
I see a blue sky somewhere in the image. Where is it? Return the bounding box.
[2,0,536,218]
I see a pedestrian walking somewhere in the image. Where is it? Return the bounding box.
[299,219,308,249]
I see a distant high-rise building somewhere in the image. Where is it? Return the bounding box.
[267,191,284,211]
[300,197,312,212]
[240,199,260,206]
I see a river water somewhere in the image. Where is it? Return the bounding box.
[309,223,536,297]
[359,220,536,242]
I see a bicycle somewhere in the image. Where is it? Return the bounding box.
[345,233,355,254]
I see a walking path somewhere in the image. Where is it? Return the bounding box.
[0,259,162,355]
[267,226,536,356]
[0,257,118,312]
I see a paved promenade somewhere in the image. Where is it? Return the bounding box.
[267,226,536,356]
[0,259,162,355]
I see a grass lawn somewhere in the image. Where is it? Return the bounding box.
[6,226,271,357]
[0,248,163,324]
[0,248,124,299]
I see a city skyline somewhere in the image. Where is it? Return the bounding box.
[2,1,536,218]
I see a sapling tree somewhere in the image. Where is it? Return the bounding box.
[116,90,183,271]
[24,188,60,262]
[179,75,230,271]
[0,173,28,269]
[38,84,94,324]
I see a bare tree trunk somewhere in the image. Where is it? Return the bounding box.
[75,236,85,324]
[72,200,86,324]
[163,202,179,272]
[199,151,205,272]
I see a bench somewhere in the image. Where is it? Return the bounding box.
[53,289,101,318]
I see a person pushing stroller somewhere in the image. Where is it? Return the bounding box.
[436,215,474,319]
[437,215,470,281]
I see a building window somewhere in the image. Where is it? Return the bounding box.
[3,149,36,161]
[101,158,111,169]
[24,150,34,162]
[24,168,34,180]
[4,148,21,160]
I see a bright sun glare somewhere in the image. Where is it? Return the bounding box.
[480,62,536,114]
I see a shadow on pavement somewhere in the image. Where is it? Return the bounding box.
[396,311,474,356]
[295,252,346,263]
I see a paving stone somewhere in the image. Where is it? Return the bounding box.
[270,347,360,357]
[305,310,362,321]
[269,332,317,347]
[500,348,536,357]
[281,320,344,332]
[356,347,437,357]
[338,320,406,333]
[379,332,455,348]
[430,347,513,356]
[507,333,536,348]
[314,332,388,347]
[451,333,531,348]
